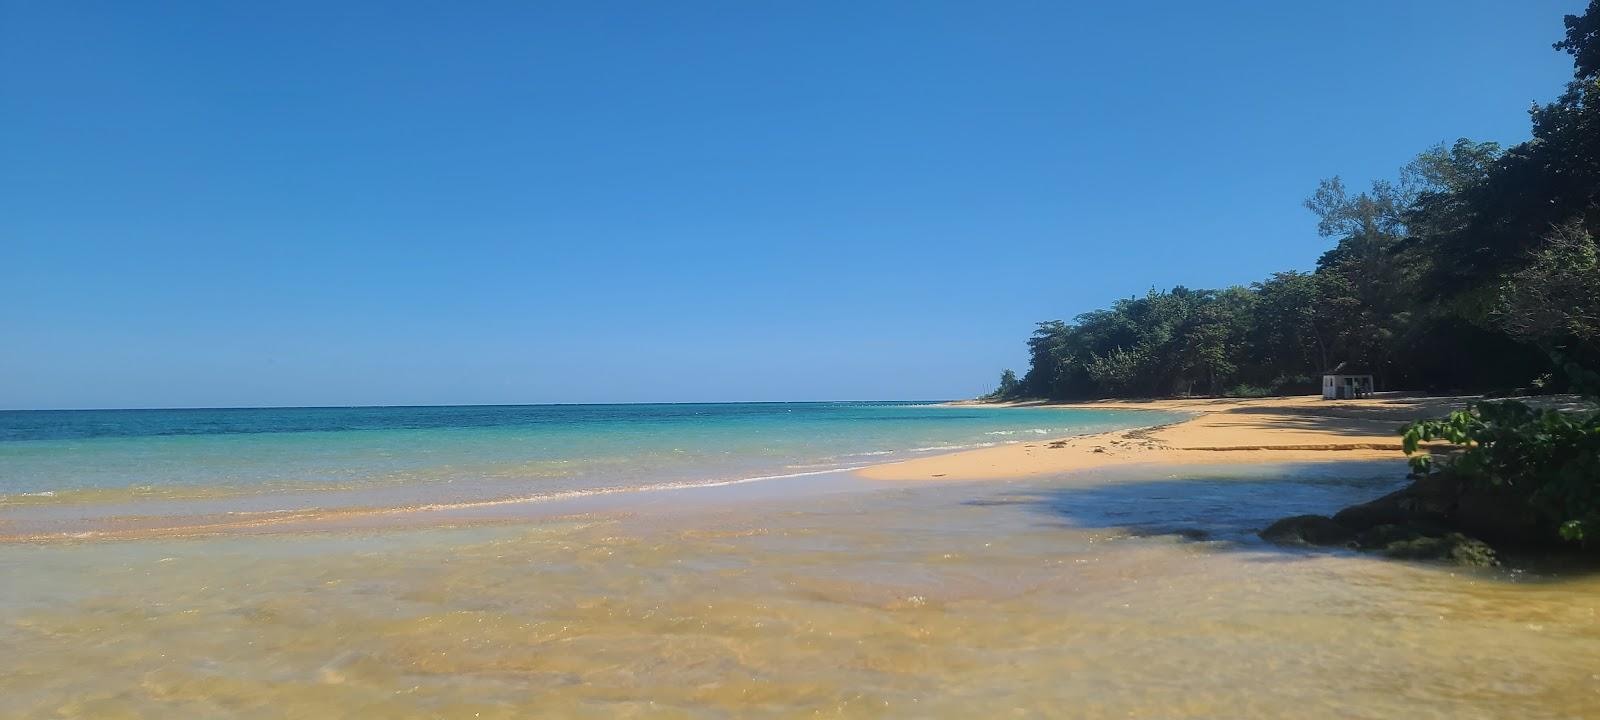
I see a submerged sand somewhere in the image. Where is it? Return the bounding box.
[858,394,1503,481]
[6,396,1600,717]
[6,462,1599,718]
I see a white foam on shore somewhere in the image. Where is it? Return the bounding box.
[389,465,878,515]
[906,441,1003,452]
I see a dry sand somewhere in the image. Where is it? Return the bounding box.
[857,394,1492,481]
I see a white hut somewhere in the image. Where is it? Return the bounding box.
[1322,367,1374,400]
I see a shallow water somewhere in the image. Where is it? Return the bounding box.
[0,403,1183,539]
[3,461,1597,718]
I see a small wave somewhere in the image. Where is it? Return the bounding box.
[0,489,60,504]
[392,465,877,515]
[907,442,1000,453]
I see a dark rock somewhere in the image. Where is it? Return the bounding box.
[1350,523,1428,548]
[1173,527,1211,541]
[1260,515,1356,547]
[1453,482,1552,545]
[1331,473,1458,531]
[1365,529,1499,567]
[1261,516,1500,567]
[1355,468,1555,545]
[1261,466,1572,567]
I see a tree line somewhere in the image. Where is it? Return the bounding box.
[993,2,1600,401]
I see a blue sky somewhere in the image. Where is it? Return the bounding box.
[0,1,1583,409]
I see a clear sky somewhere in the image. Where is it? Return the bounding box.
[0,1,1584,409]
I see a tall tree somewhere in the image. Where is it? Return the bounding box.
[991,3,1597,400]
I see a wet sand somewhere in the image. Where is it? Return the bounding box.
[858,394,1540,481]
[4,461,1598,718]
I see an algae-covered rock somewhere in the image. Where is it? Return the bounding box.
[1350,523,1426,548]
[1259,515,1356,546]
[1260,517,1499,567]
[1361,527,1499,567]
[1255,467,1560,567]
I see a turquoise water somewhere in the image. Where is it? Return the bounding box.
[0,402,1181,518]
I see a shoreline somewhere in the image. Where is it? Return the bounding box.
[0,405,1181,544]
[3,394,1551,543]
[855,393,1498,481]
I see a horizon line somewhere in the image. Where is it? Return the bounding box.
[0,398,963,413]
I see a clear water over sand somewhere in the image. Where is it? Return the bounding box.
[4,461,1597,718]
[0,403,1183,539]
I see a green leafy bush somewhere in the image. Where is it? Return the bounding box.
[1402,400,1600,542]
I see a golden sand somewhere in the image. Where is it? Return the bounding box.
[857,394,1491,481]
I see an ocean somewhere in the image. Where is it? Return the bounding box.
[0,402,1182,529]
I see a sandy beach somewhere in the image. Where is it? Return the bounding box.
[858,394,1493,481]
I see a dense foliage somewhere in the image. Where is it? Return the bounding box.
[995,2,1600,401]
[1402,401,1600,543]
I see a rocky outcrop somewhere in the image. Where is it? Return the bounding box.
[1259,513,1498,566]
[1260,515,1357,546]
[1258,470,1522,567]
[1330,472,1456,531]
[1325,470,1552,545]
[1364,529,1498,567]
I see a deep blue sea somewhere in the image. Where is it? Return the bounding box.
[0,402,1182,513]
